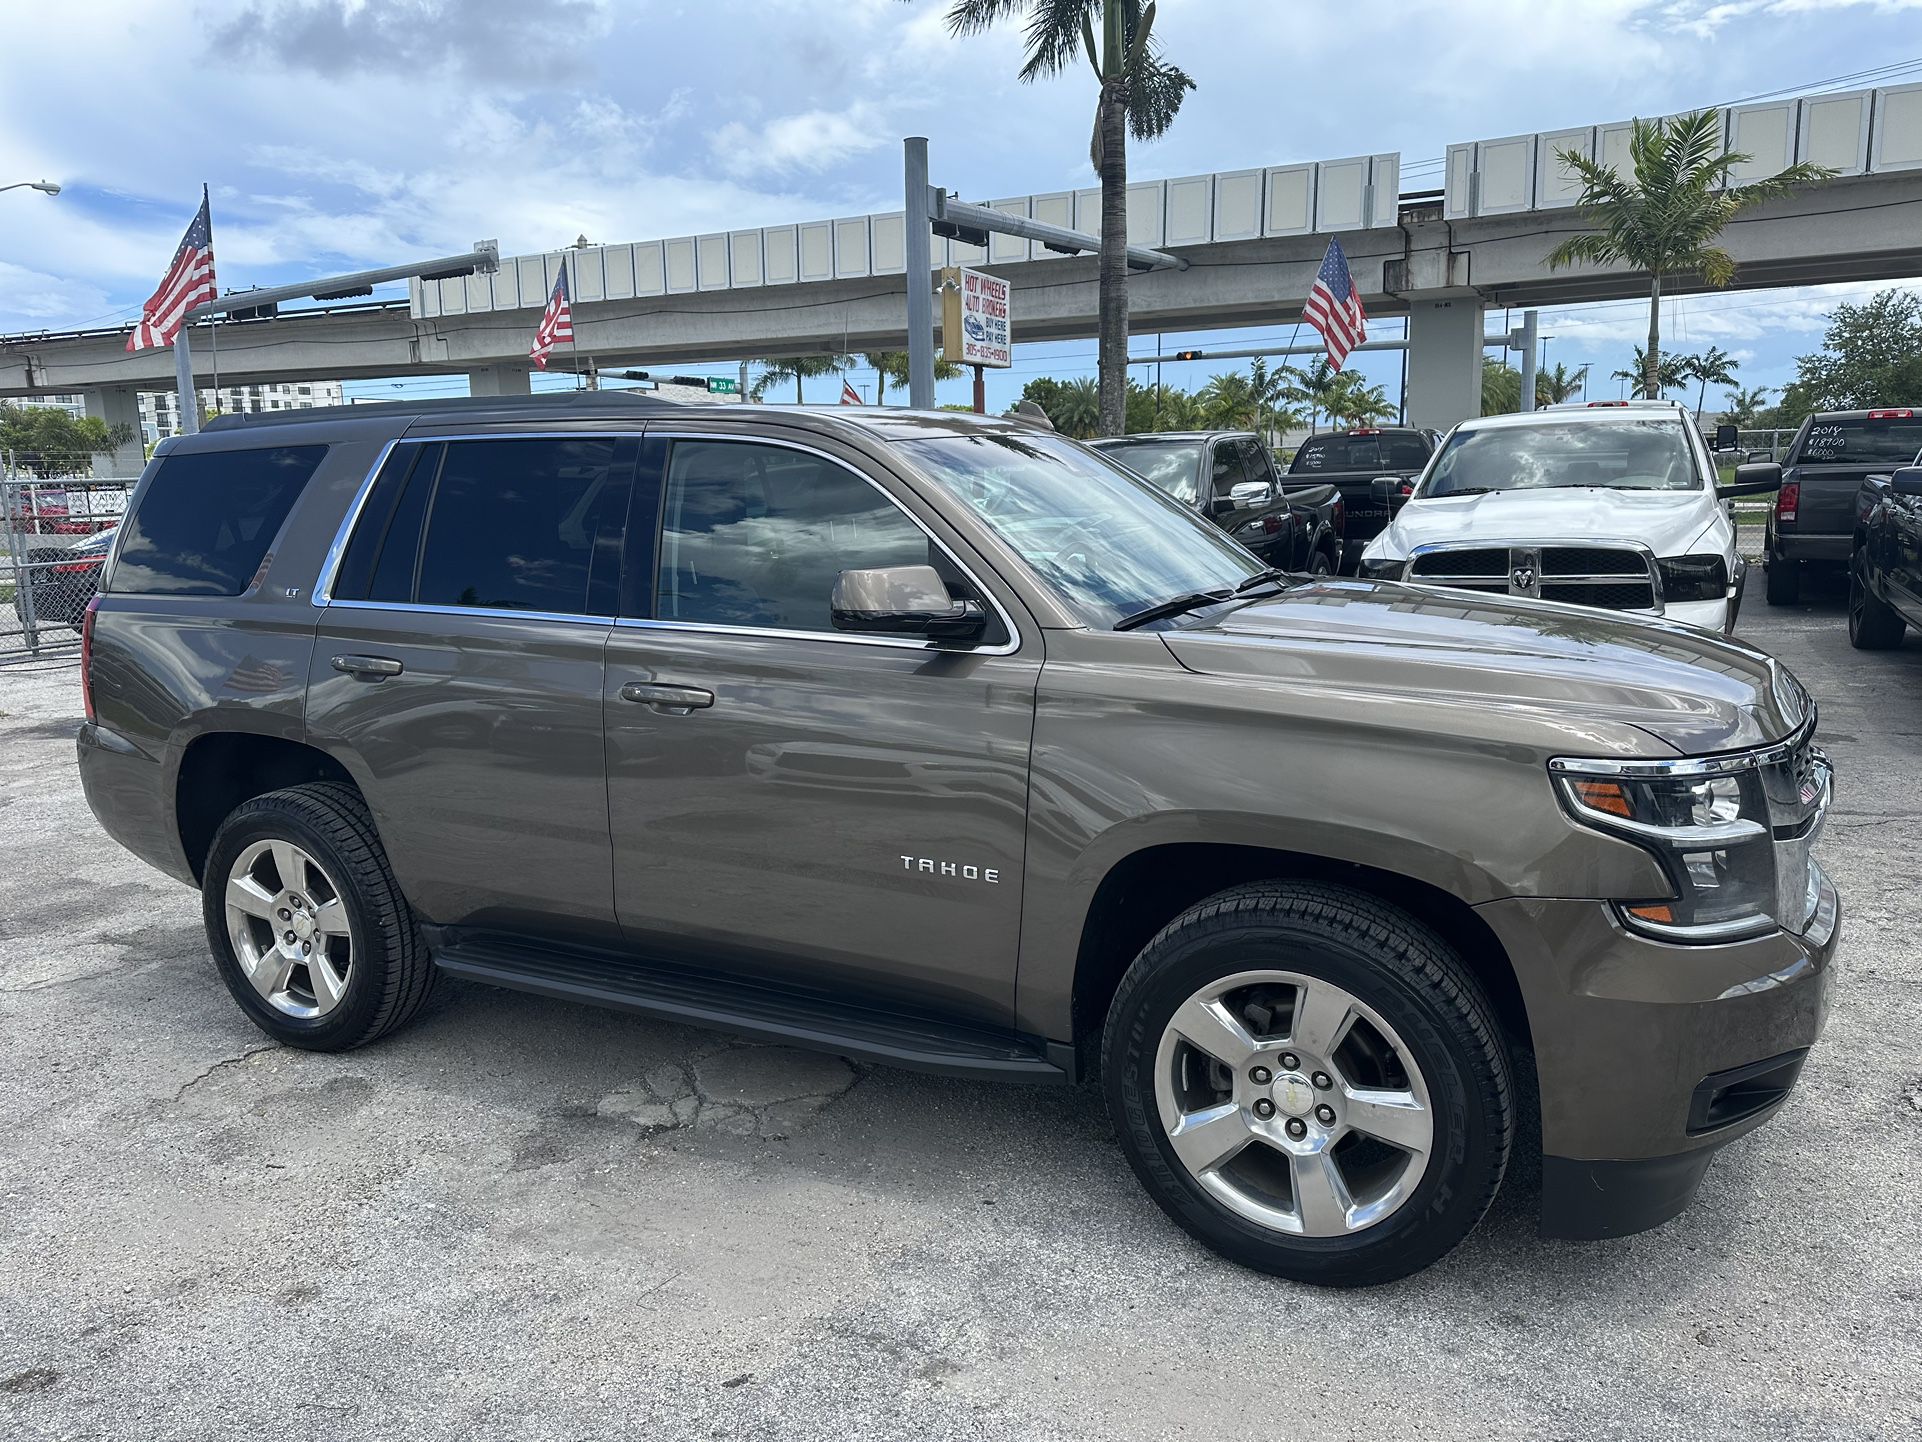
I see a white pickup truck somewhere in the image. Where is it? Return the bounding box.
[1357,401,1776,635]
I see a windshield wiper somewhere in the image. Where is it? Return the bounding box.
[1114,589,1236,631]
[1431,486,1499,497]
[1233,568,1292,595]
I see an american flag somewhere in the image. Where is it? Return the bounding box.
[528,262,574,370]
[1302,238,1368,370]
[839,378,862,406]
[126,188,216,352]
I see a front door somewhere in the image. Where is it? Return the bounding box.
[603,431,1040,1025]
[306,432,636,945]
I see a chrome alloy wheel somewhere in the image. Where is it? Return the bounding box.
[1153,970,1434,1237]
[223,839,354,1019]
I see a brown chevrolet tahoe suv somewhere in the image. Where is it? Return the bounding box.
[76,396,1840,1286]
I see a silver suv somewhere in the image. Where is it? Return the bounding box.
[77,396,1839,1285]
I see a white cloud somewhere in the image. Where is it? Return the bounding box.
[709,103,895,179]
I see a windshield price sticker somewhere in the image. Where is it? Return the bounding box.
[942,266,1012,369]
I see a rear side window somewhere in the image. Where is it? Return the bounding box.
[113,445,326,595]
[329,436,630,617]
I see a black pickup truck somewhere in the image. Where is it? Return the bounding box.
[1090,431,1343,575]
[1750,408,1922,605]
[1849,461,1922,648]
[1283,427,1438,569]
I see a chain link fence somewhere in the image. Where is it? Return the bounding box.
[3,452,137,662]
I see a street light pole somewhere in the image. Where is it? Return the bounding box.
[1,180,61,196]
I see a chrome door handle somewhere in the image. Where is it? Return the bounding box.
[620,681,715,713]
[331,654,404,680]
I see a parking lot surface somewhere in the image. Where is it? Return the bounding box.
[2,588,1917,1442]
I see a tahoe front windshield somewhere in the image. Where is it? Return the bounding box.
[898,431,1265,626]
[1421,419,1702,498]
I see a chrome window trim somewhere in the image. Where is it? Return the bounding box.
[639,429,1024,658]
[312,432,650,608]
[322,599,615,628]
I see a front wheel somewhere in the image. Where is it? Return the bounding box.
[1849,567,1908,650]
[1103,881,1513,1287]
[1308,549,1335,577]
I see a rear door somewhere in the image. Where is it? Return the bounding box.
[602,426,1041,1024]
[306,431,637,945]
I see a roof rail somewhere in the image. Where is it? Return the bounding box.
[199,390,689,431]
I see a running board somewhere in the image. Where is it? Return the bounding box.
[432,936,1072,1083]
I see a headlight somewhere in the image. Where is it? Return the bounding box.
[1659,554,1730,603]
[1552,732,1832,943]
[1358,557,1404,581]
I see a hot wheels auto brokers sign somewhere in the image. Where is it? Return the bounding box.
[942,266,1012,368]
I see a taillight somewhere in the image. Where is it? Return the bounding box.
[1866,408,1913,420]
[1332,496,1345,530]
[1776,481,1800,524]
[1262,515,1282,534]
[80,597,100,723]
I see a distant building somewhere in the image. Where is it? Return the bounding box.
[146,382,344,442]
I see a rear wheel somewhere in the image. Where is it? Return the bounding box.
[1849,567,1908,650]
[201,782,436,1051]
[1765,557,1801,606]
[1102,881,1513,1287]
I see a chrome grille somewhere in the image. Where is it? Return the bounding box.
[1403,543,1659,612]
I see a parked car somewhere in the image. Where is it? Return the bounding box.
[79,396,1837,1286]
[11,526,115,631]
[1848,462,1922,648]
[1284,426,1438,568]
[1087,431,1342,575]
[1357,401,1774,634]
[1751,407,1922,605]
[4,483,123,536]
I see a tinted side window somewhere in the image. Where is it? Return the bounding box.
[1209,443,1249,494]
[1237,440,1275,485]
[657,440,931,632]
[365,444,440,604]
[114,445,326,595]
[332,443,434,601]
[413,438,622,615]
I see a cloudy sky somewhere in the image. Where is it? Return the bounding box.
[2,0,1919,413]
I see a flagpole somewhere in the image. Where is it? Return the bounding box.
[174,328,197,437]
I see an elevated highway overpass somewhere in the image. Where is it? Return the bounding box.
[7,80,1921,469]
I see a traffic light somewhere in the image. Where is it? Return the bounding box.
[1173,350,1204,362]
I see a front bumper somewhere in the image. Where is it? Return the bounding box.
[1475,873,1839,1239]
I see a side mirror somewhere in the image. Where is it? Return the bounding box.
[1370,475,1407,505]
[831,564,985,643]
[1893,466,1922,498]
[1713,423,1739,451]
[1227,481,1274,507]
[1734,461,1783,489]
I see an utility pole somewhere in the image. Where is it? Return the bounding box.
[1517,309,1539,414]
[904,137,935,410]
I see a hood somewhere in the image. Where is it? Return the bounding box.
[1370,487,1717,561]
[1161,579,1809,755]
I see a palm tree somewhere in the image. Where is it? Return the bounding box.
[749,354,850,403]
[1281,358,1343,431]
[1198,371,1259,430]
[860,350,962,404]
[1610,346,1689,397]
[1681,346,1738,422]
[1547,109,1832,399]
[1050,376,1102,438]
[1482,358,1521,416]
[1535,362,1586,406]
[1324,371,1393,428]
[1721,383,1772,428]
[933,1,1193,436]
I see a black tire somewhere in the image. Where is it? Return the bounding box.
[201,782,436,1051]
[1764,558,1800,606]
[1102,880,1513,1287]
[1849,568,1908,650]
[1309,548,1335,577]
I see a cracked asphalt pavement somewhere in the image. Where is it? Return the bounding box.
[2,584,1918,1441]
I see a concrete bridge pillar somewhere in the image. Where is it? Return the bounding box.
[468,365,532,397]
[1404,298,1483,434]
[82,386,147,476]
